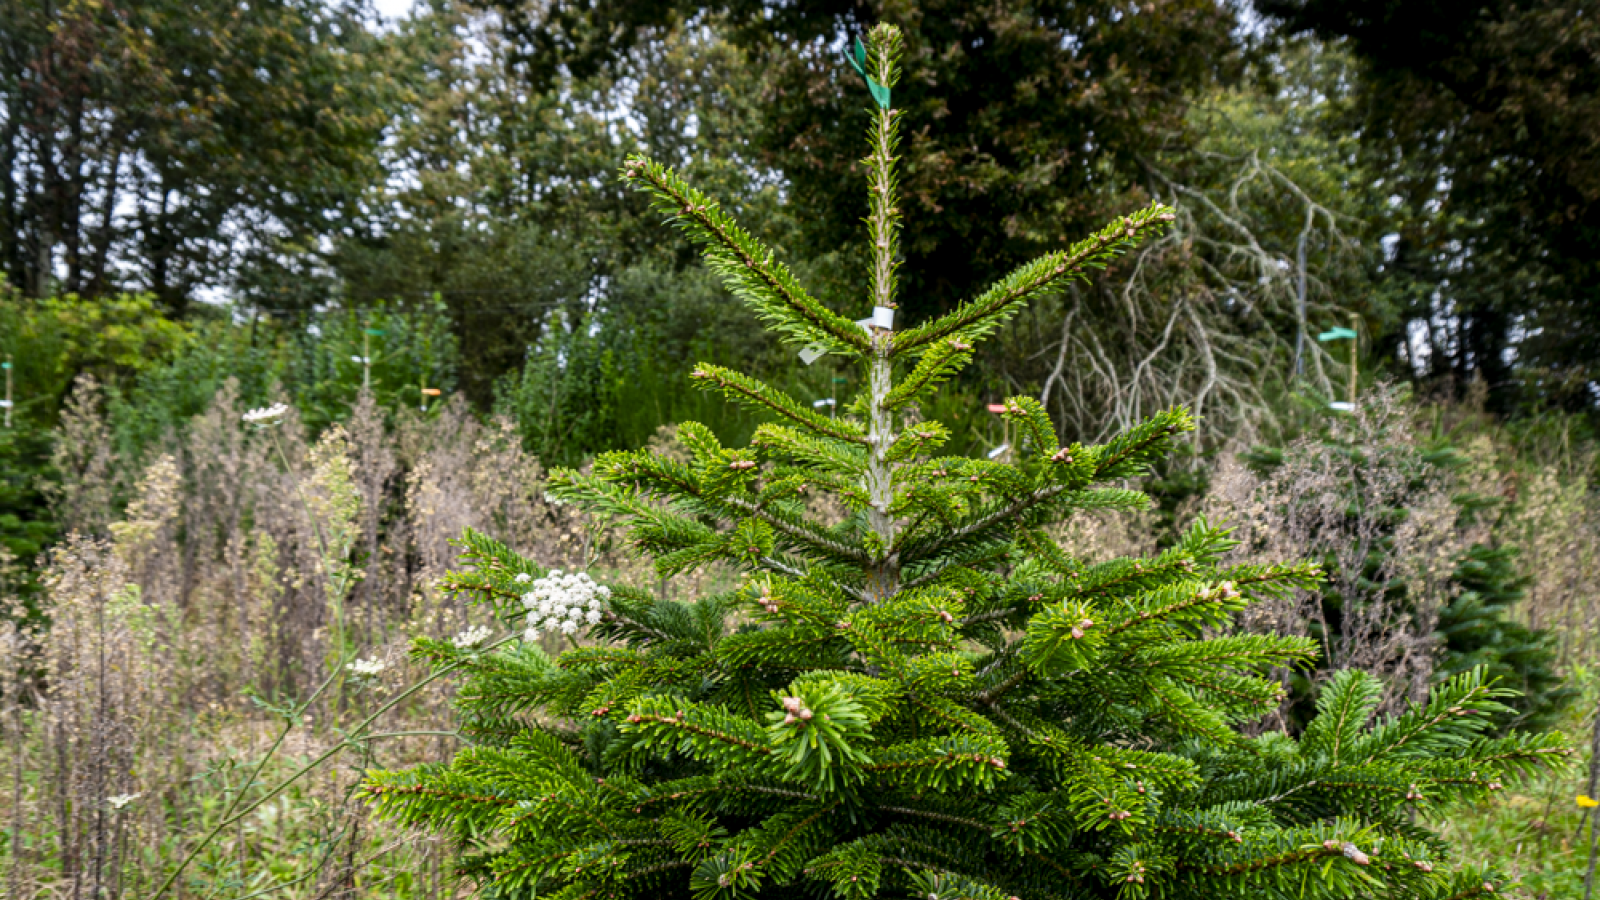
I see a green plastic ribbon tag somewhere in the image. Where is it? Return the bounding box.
[847,38,891,109]
[1317,327,1357,342]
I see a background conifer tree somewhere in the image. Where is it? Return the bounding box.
[1435,547,1575,734]
[363,25,1569,899]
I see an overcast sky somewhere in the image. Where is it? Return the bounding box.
[370,0,414,24]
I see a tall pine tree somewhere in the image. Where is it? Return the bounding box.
[363,25,1568,899]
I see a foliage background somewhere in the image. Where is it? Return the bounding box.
[3,0,1600,897]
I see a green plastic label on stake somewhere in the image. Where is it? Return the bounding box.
[1317,327,1357,342]
[365,328,385,336]
[847,38,891,109]
[1,362,10,369]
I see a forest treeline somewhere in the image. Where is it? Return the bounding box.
[5,0,1600,415]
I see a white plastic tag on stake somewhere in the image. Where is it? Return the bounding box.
[856,317,874,333]
[1329,401,1356,412]
[872,306,895,330]
[812,397,836,408]
[987,443,1010,460]
[0,400,11,409]
[799,344,828,365]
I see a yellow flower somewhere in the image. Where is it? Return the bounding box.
[1578,795,1600,808]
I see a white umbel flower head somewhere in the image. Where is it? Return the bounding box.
[513,572,532,584]
[107,793,143,811]
[346,657,387,678]
[452,625,494,649]
[242,402,289,427]
[520,570,610,641]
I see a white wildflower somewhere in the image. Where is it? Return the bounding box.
[107,793,142,810]
[242,402,289,427]
[452,625,493,650]
[518,570,610,642]
[514,573,532,584]
[346,657,387,678]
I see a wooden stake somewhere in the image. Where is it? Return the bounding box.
[1348,313,1359,409]
[1585,695,1600,900]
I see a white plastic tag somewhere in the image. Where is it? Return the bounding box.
[986,443,1010,460]
[812,397,836,408]
[799,344,828,365]
[872,306,896,330]
[856,317,874,332]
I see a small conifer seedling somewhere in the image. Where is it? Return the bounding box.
[364,24,1568,900]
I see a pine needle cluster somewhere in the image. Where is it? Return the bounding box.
[363,25,1568,900]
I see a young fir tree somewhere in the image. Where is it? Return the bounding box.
[1435,545,1575,734]
[364,25,1568,900]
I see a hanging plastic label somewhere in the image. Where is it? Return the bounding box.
[987,443,1010,459]
[872,306,895,330]
[846,38,892,109]
[799,344,828,365]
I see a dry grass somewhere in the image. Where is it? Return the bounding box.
[0,377,695,899]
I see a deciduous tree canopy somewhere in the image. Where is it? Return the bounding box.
[1260,0,1600,407]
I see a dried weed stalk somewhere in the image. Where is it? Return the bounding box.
[2,386,696,899]
[1200,386,1476,724]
